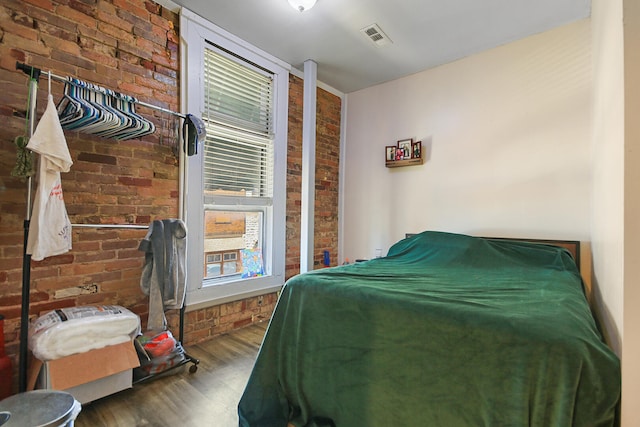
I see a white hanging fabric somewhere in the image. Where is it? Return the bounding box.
[26,91,73,261]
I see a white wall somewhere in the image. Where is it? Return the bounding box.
[622,0,640,423]
[590,0,624,356]
[342,20,592,261]
[591,0,640,424]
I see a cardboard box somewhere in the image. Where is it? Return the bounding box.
[62,370,133,404]
[29,341,140,404]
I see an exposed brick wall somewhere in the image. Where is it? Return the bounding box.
[286,74,342,278]
[0,0,181,394]
[0,0,342,395]
[286,74,304,277]
[314,86,341,268]
[180,76,343,346]
[169,292,278,345]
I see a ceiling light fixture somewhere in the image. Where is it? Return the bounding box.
[288,0,316,12]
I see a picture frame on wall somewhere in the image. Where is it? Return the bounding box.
[397,138,413,159]
[385,146,396,161]
[412,141,422,159]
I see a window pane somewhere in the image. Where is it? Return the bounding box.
[206,263,221,277]
[206,254,221,263]
[223,260,237,274]
[203,210,264,281]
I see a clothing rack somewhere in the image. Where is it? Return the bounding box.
[64,222,199,384]
[71,223,149,229]
[15,62,197,392]
[16,62,186,119]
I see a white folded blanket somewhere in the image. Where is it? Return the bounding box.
[29,305,141,361]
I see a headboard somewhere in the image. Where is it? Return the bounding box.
[405,234,592,305]
[485,237,580,265]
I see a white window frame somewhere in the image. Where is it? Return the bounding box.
[181,9,289,308]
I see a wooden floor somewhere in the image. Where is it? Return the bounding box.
[74,322,267,427]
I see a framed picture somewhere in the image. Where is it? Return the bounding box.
[412,141,422,159]
[385,146,396,161]
[397,138,413,159]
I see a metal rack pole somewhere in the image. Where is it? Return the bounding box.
[18,71,40,393]
[15,62,186,119]
[70,224,149,229]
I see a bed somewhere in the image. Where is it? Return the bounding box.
[238,231,620,427]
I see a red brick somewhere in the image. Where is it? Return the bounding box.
[96,8,132,32]
[117,80,153,97]
[118,176,152,187]
[79,37,116,56]
[2,33,50,56]
[77,292,116,305]
[113,0,149,22]
[27,7,76,32]
[56,4,96,28]
[104,258,141,270]
[67,0,97,19]
[96,20,133,42]
[77,152,118,165]
[40,33,81,55]
[144,1,161,15]
[118,40,153,61]
[22,0,55,11]
[154,63,176,79]
[51,49,95,70]
[116,248,143,260]
[39,22,78,45]
[233,317,253,329]
[77,24,117,47]
[148,11,170,31]
[99,278,138,292]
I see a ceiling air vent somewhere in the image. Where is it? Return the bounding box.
[360,23,393,47]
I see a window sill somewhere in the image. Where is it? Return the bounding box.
[184,284,283,313]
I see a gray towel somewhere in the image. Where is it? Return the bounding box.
[139,219,187,331]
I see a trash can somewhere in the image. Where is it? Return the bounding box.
[0,390,80,427]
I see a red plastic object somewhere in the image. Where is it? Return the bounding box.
[143,331,176,358]
[0,314,12,399]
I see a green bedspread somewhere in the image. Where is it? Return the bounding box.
[238,231,620,427]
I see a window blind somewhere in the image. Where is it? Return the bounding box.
[203,44,275,198]
[203,45,274,136]
[203,124,273,197]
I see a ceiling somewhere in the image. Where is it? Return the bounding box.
[163,0,591,94]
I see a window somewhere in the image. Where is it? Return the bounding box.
[205,253,222,276]
[205,251,238,277]
[181,9,289,307]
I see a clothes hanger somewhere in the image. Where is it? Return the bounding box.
[59,79,101,131]
[93,88,134,138]
[57,79,85,127]
[112,93,155,140]
[80,82,122,135]
[56,77,157,140]
[106,92,146,140]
